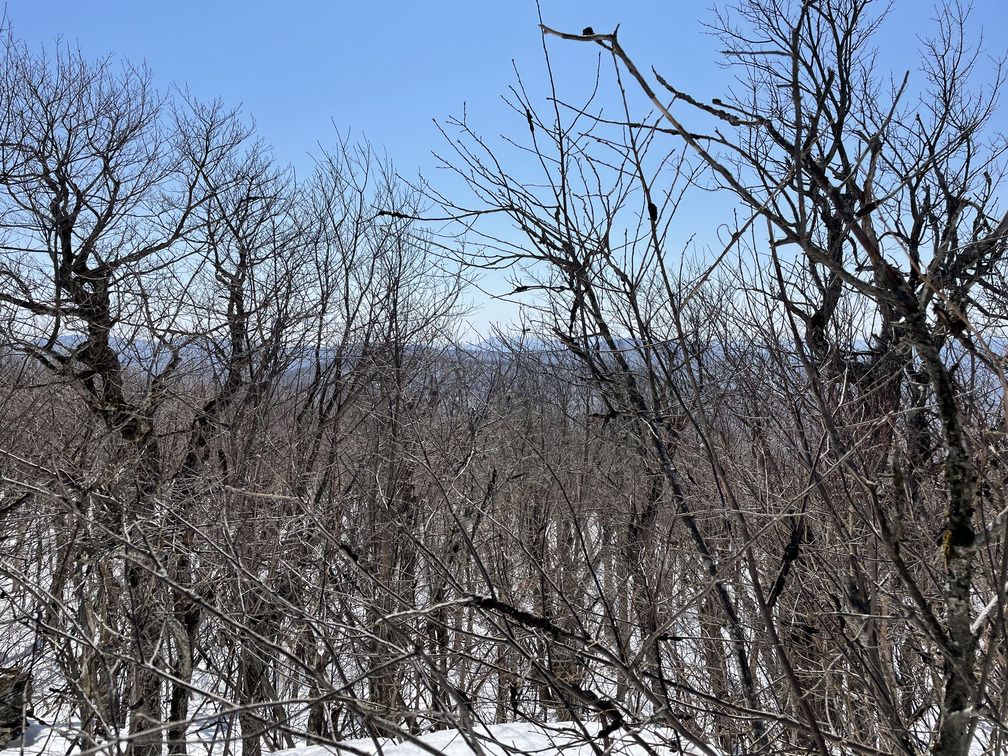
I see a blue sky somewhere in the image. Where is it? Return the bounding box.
[7,0,1002,176]
[5,0,1006,335]
[5,1,728,177]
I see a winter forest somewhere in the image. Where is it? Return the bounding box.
[1,2,1008,756]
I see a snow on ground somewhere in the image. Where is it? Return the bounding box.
[3,720,689,756]
[278,722,687,756]
[2,720,71,756]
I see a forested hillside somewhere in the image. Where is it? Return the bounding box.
[2,3,1008,756]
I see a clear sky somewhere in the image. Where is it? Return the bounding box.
[4,1,731,176]
[4,0,1006,335]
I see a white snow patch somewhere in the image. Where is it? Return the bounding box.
[3,720,78,755]
[275,722,689,756]
[3,721,692,756]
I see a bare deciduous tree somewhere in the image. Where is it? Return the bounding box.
[431,2,1008,755]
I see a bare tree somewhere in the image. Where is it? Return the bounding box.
[431,2,1008,755]
[0,27,253,755]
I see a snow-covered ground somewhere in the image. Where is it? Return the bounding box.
[3,721,688,756]
[2,720,67,756]
[277,722,688,756]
